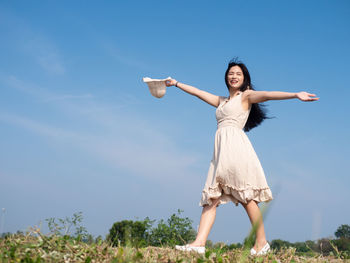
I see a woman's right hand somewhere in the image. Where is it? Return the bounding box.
[165,78,177,87]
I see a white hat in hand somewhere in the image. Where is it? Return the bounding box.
[143,77,171,98]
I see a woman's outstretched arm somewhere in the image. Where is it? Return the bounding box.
[166,78,220,107]
[245,90,319,104]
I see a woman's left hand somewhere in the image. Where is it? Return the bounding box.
[296,92,319,101]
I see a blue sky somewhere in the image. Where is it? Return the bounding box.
[1,0,349,244]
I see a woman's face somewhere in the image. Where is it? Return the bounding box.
[227,65,244,89]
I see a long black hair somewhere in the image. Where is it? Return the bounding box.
[225,58,269,132]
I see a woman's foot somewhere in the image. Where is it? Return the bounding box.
[250,242,270,256]
[175,244,205,254]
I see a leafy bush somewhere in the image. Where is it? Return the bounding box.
[317,238,334,255]
[293,241,313,253]
[107,209,196,248]
[45,211,88,238]
[106,218,153,247]
[271,239,293,251]
[335,224,350,239]
[44,211,101,244]
[333,238,350,251]
[227,242,243,249]
[148,209,196,247]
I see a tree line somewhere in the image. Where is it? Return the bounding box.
[1,211,349,256]
[106,211,350,256]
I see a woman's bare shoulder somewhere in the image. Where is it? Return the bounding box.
[241,89,254,99]
[243,89,254,95]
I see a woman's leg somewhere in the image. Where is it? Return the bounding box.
[241,200,267,251]
[189,198,220,247]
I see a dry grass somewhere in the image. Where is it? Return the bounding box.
[1,226,349,263]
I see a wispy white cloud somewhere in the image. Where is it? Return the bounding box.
[269,158,346,205]
[21,33,66,75]
[0,112,78,140]
[98,40,159,72]
[36,50,65,75]
[0,75,200,182]
[101,42,146,69]
[43,94,94,102]
[3,75,94,103]
[1,9,65,75]
[4,75,52,97]
[0,111,198,182]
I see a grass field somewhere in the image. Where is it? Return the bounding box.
[1,227,349,263]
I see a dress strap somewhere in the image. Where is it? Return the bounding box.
[218,96,228,105]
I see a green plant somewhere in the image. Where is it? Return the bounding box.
[107,209,196,248]
[148,209,196,247]
[45,211,89,241]
[335,224,350,239]
[270,239,293,251]
[107,217,154,247]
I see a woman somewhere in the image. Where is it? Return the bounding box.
[166,59,319,255]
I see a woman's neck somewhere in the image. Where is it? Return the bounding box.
[229,88,241,98]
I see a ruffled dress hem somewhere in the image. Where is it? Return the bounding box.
[200,183,273,207]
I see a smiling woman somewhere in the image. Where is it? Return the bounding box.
[227,65,244,88]
[223,59,268,132]
[165,57,319,256]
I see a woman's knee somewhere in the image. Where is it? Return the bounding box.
[240,199,258,208]
[210,198,220,207]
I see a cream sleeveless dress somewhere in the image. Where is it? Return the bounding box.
[200,92,273,207]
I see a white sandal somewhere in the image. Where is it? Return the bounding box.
[175,244,205,254]
[250,242,270,256]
